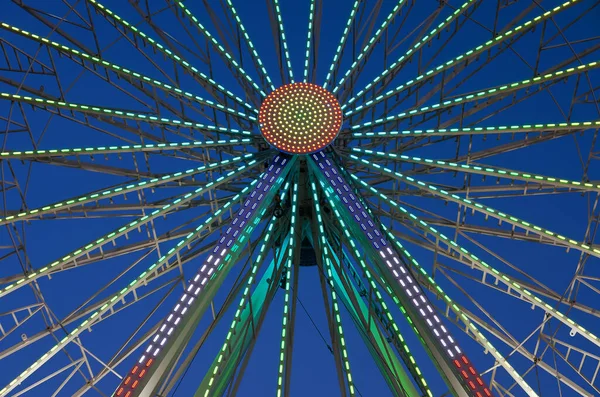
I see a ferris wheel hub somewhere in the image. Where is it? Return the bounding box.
[258,82,342,154]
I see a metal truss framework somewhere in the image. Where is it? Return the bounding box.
[0,0,598,396]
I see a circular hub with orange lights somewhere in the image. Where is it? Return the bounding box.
[258,82,342,154]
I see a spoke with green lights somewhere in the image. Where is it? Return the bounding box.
[342,0,582,114]
[0,138,253,159]
[309,179,357,396]
[312,176,421,396]
[323,0,361,90]
[0,178,264,397]
[276,173,299,397]
[350,60,599,128]
[347,154,600,261]
[86,0,256,113]
[0,152,261,225]
[345,0,478,108]
[332,0,408,94]
[225,0,276,92]
[348,172,600,350]
[313,176,432,397]
[0,22,257,122]
[350,148,600,192]
[377,224,537,396]
[0,93,255,136]
[0,159,262,298]
[303,0,316,82]
[202,185,289,396]
[173,0,266,98]
[273,0,295,83]
[351,121,600,138]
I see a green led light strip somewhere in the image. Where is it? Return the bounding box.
[351,60,599,128]
[86,0,257,113]
[343,0,581,113]
[351,121,600,138]
[303,0,316,82]
[345,0,478,108]
[0,23,257,122]
[0,180,260,397]
[309,180,357,396]
[332,0,407,95]
[311,171,431,396]
[350,148,600,192]
[173,0,266,98]
[0,139,252,159]
[332,0,407,94]
[225,0,275,92]
[0,152,261,225]
[323,0,361,90]
[0,93,254,136]
[273,0,295,82]
[276,174,298,397]
[0,160,261,299]
[204,185,289,395]
[347,154,600,277]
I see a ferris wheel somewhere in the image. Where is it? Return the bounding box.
[0,0,599,396]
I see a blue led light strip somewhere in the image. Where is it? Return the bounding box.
[310,151,492,397]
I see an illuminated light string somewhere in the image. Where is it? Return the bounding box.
[0,176,266,397]
[86,0,257,113]
[0,139,253,159]
[303,0,316,82]
[0,153,261,226]
[347,169,600,350]
[344,0,478,107]
[309,180,357,396]
[347,153,600,264]
[350,60,600,128]
[349,175,543,396]
[310,151,491,397]
[0,158,263,299]
[173,0,267,98]
[225,0,276,92]
[332,0,408,94]
[350,148,600,192]
[323,0,361,90]
[203,181,291,396]
[0,93,255,136]
[276,173,299,397]
[115,155,293,397]
[258,83,342,154]
[273,0,295,82]
[0,22,257,121]
[351,121,600,138]
[342,0,582,113]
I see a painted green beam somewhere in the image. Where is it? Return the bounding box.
[0,93,255,136]
[323,0,361,90]
[342,0,582,113]
[0,138,253,159]
[0,152,263,225]
[0,22,257,121]
[86,0,257,113]
[0,159,262,298]
[350,121,600,138]
[351,173,600,351]
[350,60,599,127]
[332,0,408,94]
[172,0,267,98]
[346,153,600,261]
[350,148,600,192]
[345,0,479,108]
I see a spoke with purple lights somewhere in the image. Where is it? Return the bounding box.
[310,151,492,397]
